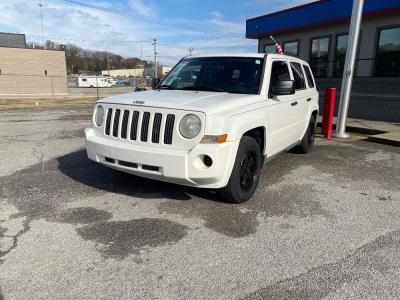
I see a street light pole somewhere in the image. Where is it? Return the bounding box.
[153,38,158,79]
[38,0,45,49]
[334,0,365,138]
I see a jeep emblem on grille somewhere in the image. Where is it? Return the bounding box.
[133,100,145,105]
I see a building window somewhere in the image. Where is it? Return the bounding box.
[334,34,348,77]
[44,70,48,76]
[310,37,330,77]
[264,44,276,54]
[283,41,299,57]
[376,27,400,77]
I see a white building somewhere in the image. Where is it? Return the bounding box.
[102,68,144,78]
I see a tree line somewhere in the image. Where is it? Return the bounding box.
[26,40,153,75]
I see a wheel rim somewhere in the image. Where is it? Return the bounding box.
[239,151,257,191]
[308,122,315,145]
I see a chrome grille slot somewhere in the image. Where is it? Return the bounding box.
[112,109,121,137]
[121,110,130,139]
[152,113,162,143]
[103,106,177,146]
[130,111,140,140]
[105,108,112,135]
[140,112,150,142]
[164,114,175,145]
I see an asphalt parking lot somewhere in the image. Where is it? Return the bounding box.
[0,107,399,299]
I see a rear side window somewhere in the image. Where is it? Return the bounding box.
[303,65,315,88]
[290,62,306,90]
[269,61,291,93]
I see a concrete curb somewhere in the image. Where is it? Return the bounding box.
[317,121,400,147]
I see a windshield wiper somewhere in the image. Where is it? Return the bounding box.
[182,86,225,92]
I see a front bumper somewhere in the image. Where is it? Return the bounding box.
[85,128,238,188]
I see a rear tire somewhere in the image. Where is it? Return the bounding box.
[219,136,262,203]
[295,115,316,154]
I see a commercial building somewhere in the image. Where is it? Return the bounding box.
[0,33,68,96]
[144,66,173,77]
[246,0,400,122]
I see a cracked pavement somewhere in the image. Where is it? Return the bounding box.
[0,107,399,299]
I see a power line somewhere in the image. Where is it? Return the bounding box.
[25,33,245,46]
[61,0,243,37]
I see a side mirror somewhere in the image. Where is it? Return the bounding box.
[272,80,295,96]
[152,78,161,90]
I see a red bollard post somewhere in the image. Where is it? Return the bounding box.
[321,88,336,139]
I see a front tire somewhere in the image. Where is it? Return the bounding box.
[219,136,262,203]
[295,115,316,154]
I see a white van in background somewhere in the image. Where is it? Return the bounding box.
[76,76,115,88]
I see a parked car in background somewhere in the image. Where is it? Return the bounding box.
[86,53,319,203]
[116,79,130,86]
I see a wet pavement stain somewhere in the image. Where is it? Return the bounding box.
[243,229,400,300]
[76,218,189,259]
[158,153,334,238]
[1,141,399,259]
[49,207,113,225]
[159,199,259,238]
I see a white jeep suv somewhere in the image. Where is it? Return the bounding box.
[85,53,319,203]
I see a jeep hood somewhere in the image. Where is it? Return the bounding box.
[97,90,260,115]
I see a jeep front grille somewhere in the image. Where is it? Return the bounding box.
[104,108,176,145]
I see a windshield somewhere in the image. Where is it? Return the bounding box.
[160,57,264,95]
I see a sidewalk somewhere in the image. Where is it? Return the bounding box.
[317,116,400,147]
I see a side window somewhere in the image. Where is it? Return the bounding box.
[82,78,87,82]
[303,65,315,88]
[290,62,306,90]
[269,61,291,95]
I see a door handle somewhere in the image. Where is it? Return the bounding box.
[307,98,312,102]
[291,101,298,106]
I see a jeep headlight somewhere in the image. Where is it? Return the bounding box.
[95,105,105,127]
[179,114,201,139]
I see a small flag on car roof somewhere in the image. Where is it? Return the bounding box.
[270,36,283,55]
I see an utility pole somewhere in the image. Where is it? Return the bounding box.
[188,47,194,56]
[152,38,158,79]
[107,52,110,76]
[334,0,365,138]
[140,42,143,62]
[38,0,45,49]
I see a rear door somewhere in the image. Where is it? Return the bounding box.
[288,61,309,140]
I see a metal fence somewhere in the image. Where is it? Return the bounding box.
[0,74,151,99]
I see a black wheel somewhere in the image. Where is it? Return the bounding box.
[219,136,262,203]
[295,115,316,154]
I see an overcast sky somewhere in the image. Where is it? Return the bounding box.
[0,0,312,65]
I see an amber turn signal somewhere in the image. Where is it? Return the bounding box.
[200,134,228,144]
